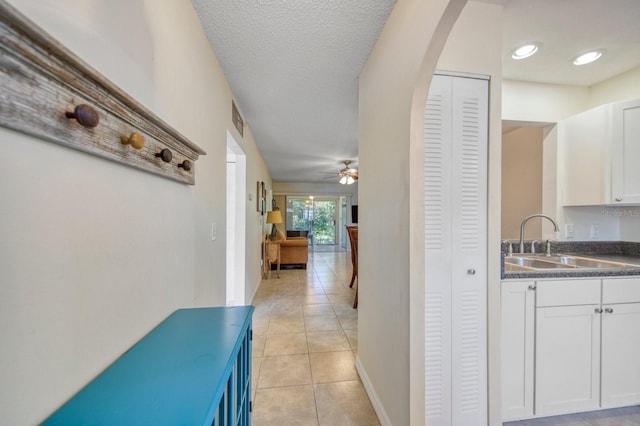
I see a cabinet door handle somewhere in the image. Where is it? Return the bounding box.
[467,269,476,275]
[528,285,536,291]
[615,197,623,202]
[605,307,614,314]
[595,308,603,314]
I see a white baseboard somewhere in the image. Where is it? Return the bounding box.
[247,276,262,305]
[355,355,392,426]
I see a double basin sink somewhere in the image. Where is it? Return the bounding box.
[504,254,640,272]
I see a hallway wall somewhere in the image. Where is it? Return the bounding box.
[0,1,270,423]
[359,0,503,424]
[358,0,468,424]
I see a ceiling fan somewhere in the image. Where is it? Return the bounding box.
[334,160,359,185]
[319,160,359,184]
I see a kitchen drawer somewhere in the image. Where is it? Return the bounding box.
[603,278,640,304]
[536,279,601,307]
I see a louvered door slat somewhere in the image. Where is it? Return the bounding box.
[424,74,488,426]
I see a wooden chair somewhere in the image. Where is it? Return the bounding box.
[346,226,358,308]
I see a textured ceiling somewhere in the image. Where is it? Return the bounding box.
[192,0,640,183]
[192,0,395,183]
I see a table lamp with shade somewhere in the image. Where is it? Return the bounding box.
[266,210,283,240]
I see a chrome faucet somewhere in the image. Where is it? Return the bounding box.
[531,240,539,254]
[519,214,559,254]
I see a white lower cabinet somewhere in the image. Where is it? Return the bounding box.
[535,304,601,416]
[600,277,640,408]
[501,281,535,421]
[502,277,640,422]
[601,302,640,408]
[534,279,601,417]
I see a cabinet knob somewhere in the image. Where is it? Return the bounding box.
[605,307,614,314]
[528,285,536,291]
[65,104,99,128]
[467,269,476,275]
[615,197,623,202]
[121,132,144,149]
[595,308,603,314]
[155,148,173,163]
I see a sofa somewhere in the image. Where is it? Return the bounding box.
[274,229,308,269]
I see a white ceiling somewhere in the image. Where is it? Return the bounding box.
[192,0,640,183]
[502,0,640,86]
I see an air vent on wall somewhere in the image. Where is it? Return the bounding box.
[232,101,244,137]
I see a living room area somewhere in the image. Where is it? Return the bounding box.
[271,184,358,256]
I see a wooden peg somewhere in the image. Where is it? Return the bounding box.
[65,104,99,128]
[120,132,144,149]
[155,148,173,163]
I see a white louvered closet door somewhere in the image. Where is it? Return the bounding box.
[424,74,488,426]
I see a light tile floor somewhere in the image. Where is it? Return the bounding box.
[251,251,379,426]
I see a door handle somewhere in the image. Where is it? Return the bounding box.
[467,269,476,275]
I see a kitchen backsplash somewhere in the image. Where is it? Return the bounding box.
[501,240,640,255]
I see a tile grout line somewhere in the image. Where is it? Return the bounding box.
[252,252,374,425]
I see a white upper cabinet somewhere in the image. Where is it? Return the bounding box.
[561,99,640,206]
[611,100,640,204]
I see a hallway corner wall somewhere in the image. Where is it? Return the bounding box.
[0,1,270,423]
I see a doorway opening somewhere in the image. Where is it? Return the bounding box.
[501,121,558,241]
[226,131,246,306]
[285,195,349,252]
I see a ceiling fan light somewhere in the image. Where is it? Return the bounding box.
[339,176,348,185]
[346,176,355,185]
[511,43,540,60]
[572,50,603,66]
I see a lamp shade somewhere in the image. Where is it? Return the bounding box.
[266,210,282,224]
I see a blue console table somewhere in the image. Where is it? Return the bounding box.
[43,306,254,425]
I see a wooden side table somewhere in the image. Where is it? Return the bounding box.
[263,240,281,279]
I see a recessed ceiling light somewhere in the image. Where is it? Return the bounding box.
[511,43,541,60]
[572,50,604,66]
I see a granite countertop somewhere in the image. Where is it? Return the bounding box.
[501,241,640,280]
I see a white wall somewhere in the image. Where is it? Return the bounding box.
[358,0,469,424]
[0,1,271,423]
[503,80,589,122]
[588,66,640,108]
